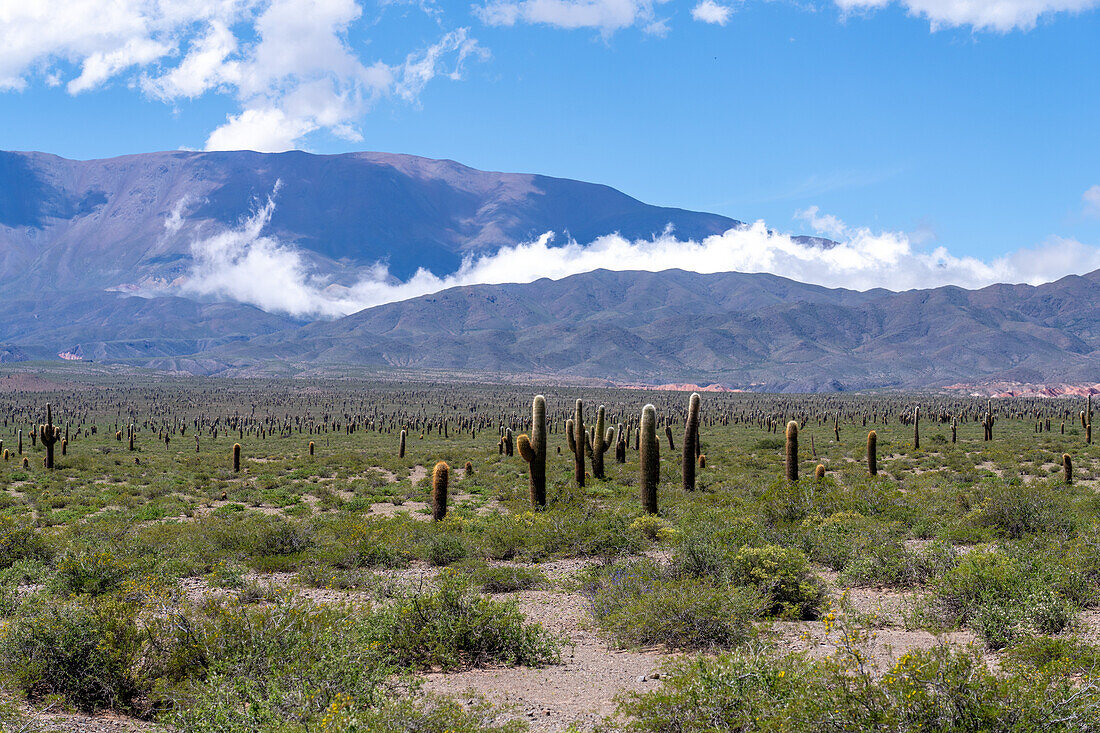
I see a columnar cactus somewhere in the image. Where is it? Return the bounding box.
[570,400,586,487]
[1063,453,1073,484]
[913,405,920,450]
[682,392,700,492]
[432,461,449,521]
[951,417,957,444]
[39,403,60,469]
[665,425,675,452]
[1087,394,1093,445]
[615,422,626,463]
[640,404,659,514]
[867,430,878,476]
[232,443,241,472]
[517,395,547,507]
[815,463,826,480]
[586,405,611,479]
[399,429,406,458]
[309,441,315,456]
[785,420,799,482]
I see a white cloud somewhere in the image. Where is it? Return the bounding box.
[691,0,733,25]
[175,195,1100,318]
[794,205,847,240]
[1083,185,1100,217]
[0,0,484,151]
[834,0,1100,31]
[474,0,667,36]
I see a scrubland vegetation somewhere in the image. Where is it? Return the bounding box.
[0,368,1096,731]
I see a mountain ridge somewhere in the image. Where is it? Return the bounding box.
[1,149,1096,391]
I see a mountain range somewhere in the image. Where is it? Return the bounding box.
[1,150,1096,391]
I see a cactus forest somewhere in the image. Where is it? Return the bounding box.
[0,367,1095,732]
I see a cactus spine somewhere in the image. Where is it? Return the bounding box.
[232,443,241,472]
[432,461,449,521]
[640,404,659,514]
[682,392,700,492]
[518,395,547,507]
[785,420,799,482]
[38,403,60,469]
[867,430,878,476]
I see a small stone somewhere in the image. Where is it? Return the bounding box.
[636,675,647,683]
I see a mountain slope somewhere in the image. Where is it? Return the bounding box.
[217,268,1100,391]
[0,149,739,293]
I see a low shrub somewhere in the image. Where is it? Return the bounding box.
[366,571,560,670]
[613,643,1100,732]
[0,516,51,569]
[467,564,548,593]
[0,594,143,712]
[729,545,824,620]
[585,559,758,650]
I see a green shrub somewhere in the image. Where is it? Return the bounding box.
[931,549,1026,625]
[366,571,560,670]
[426,534,469,567]
[971,481,1067,540]
[729,545,823,620]
[585,559,758,650]
[0,517,51,569]
[468,564,548,593]
[613,643,1100,732]
[275,693,526,733]
[1003,637,1100,674]
[54,550,134,596]
[0,595,142,712]
[672,514,772,580]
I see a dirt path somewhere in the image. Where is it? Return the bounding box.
[422,589,674,731]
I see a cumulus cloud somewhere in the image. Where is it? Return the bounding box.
[175,193,1100,318]
[474,0,668,36]
[691,0,733,24]
[0,0,484,151]
[1084,185,1100,217]
[833,0,1100,31]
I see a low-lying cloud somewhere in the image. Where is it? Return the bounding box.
[178,191,1100,318]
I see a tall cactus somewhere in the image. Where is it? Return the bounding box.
[432,461,449,521]
[586,405,611,479]
[615,422,626,463]
[39,403,60,470]
[517,395,547,507]
[232,443,241,472]
[785,420,799,482]
[570,399,586,487]
[640,404,659,514]
[399,429,406,458]
[682,392,700,492]
[1063,453,1073,485]
[1087,394,1093,445]
[867,430,878,476]
[913,405,920,450]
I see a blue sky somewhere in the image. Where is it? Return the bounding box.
[2,0,1099,276]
